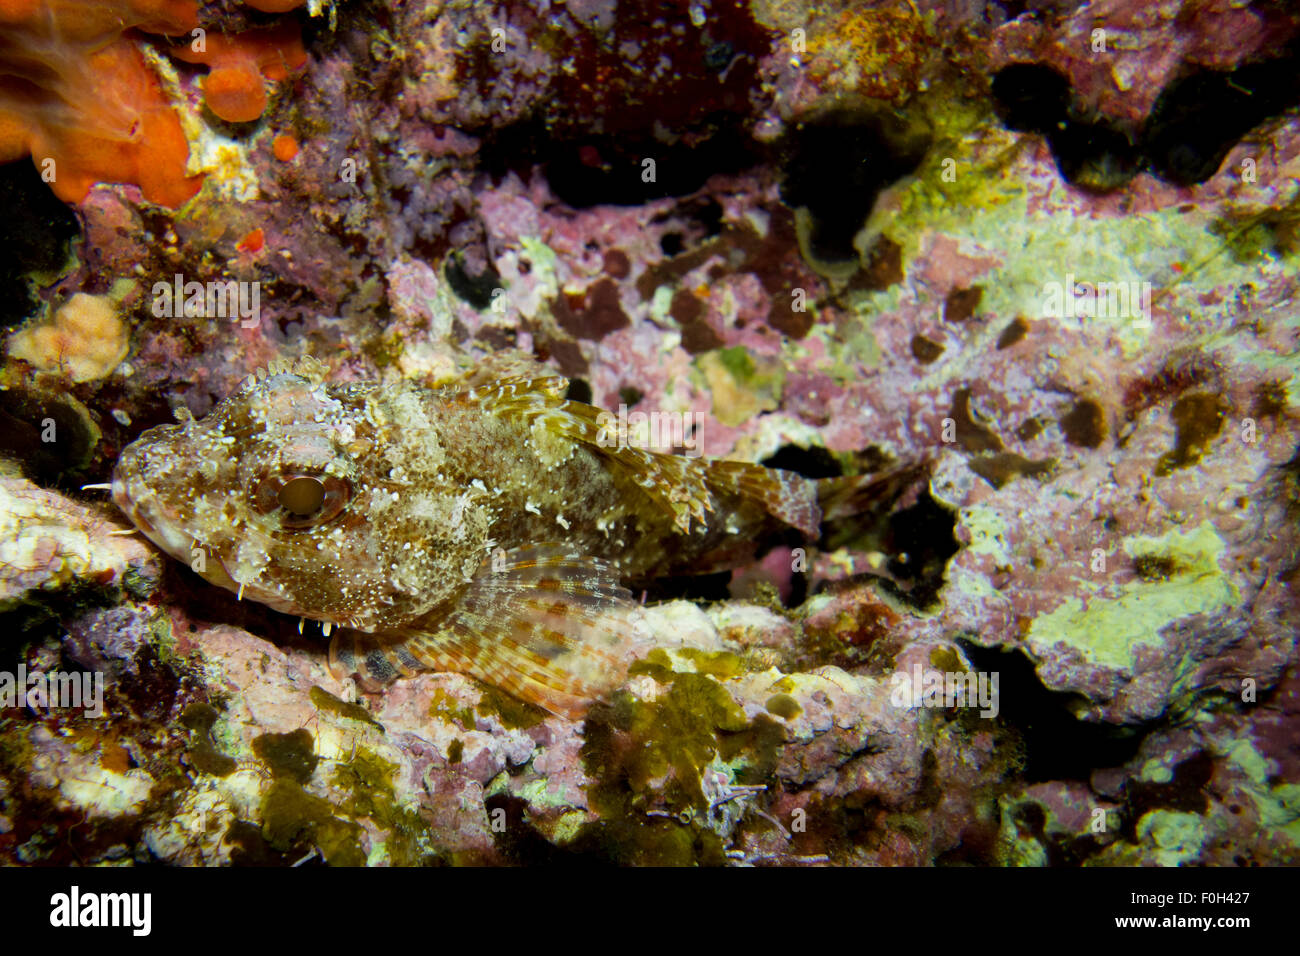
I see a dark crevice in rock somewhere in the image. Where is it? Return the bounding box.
[881,490,960,608]
[761,443,843,479]
[1145,53,1300,186]
[480,116,764,209]
[779,106,931,264]
[991,42,1300,191]
[443,249,501,310]
[0,159,80,330]
[955,638,1149,783]
[563,377,593,404]
[638,570,733,605]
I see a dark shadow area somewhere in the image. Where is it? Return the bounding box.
[761,442,844,479]
[779,106,931,263]
[956,638,1149,782]
[480,116,764,209]
[1145,53,1300,186]
[879,490,961,608]
[0,159,80,330]
[443,249,501,310]
[991,41,1300,191]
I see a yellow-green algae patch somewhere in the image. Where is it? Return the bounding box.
[179,702,237,777]
[330,747,443,866]
[260,779,367,867]
[612,672,753,810]
[132,611,181,666]
[1025,522,1237,671]
[424,681,547,731]
[249,720,364,865]
[252,729,319,785]
[427,687,477,727]
[961,503,1012,564]
[1223,737,1300,850]
[548,809,589,845]
[475,682,548,730]
[678,647,745,679]
[493,776,577,815]
[1248,781,1300,851]
[997,812,1049,866]
[512,236,561,321]
[805,314,882,384]
[250,727,442,866]
[1135,810,1206,867]
[309,685,384,731]
[852,114,1294,359]
[764,693,802,719]
[948,561,1002,602]
[575,648,785,863]
[696,347,787,427]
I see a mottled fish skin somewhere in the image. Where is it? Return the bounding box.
[111,356,885,717]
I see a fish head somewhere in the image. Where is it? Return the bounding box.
[112,368,489,631]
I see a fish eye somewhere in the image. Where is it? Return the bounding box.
[279,476,324,515]
[254,473,351,529]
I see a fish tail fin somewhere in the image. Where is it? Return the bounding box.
[329,545,651,719]
[815,459,933,522]
[703,459,822,535]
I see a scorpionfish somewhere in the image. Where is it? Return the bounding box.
[112,356,921,718]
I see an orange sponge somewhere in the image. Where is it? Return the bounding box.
[0,3,204,206]
[0,0,197,42]
[0,1,307,206]
[169,19,307,124]
[272,133,299,161]
[0,1,204,206]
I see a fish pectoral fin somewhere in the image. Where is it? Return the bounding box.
[329,545,651,720]
[328,628,426,687]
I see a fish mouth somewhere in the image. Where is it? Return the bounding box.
[111,453,195,564]
[111,476,153,536]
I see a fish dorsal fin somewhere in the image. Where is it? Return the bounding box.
[328,545,651,720]
[462,374,570,406]
[458,377,822,535]
[529,395,820,536]
[466,378,715,533]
